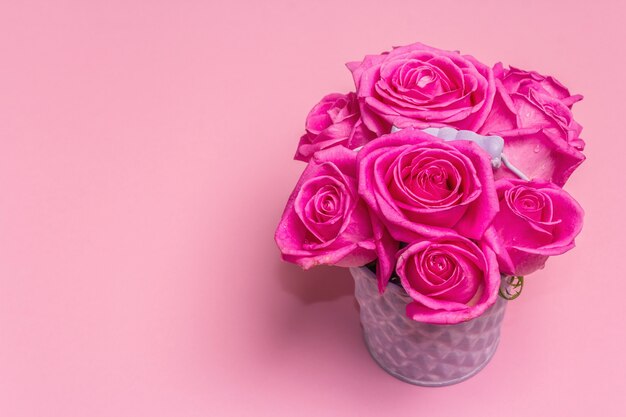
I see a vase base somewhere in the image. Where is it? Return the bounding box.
[351,266,507,387]
[362,330,500,387]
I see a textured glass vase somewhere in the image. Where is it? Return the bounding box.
[351,266,506,387]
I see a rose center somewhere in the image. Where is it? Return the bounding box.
[508,186,551,223]
[391,149,465,207]
[313,185,341,221]
[427,252,454,276]
[392,61,451,98]
[415,67,436,88]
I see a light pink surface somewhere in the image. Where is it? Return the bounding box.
[0,1,624,416]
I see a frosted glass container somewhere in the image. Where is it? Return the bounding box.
[351,266,506,387]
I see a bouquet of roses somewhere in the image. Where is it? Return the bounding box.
[275,42,584,325]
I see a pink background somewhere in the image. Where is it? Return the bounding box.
[1,1,625,416]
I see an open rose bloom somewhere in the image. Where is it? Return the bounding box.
[277,41,585,385]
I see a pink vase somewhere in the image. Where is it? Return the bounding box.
[351,266,506,386]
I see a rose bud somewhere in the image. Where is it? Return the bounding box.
[275,146,378,269]
[484,179,584,276]
[396,234,501,324]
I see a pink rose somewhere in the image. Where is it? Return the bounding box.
[396,234,500,324]
[346,42,496,136]
[294,92,375,162]
[480,63,585,186]
[485,179,584,276]
[358,128,498,242]
[275,146,377,269]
